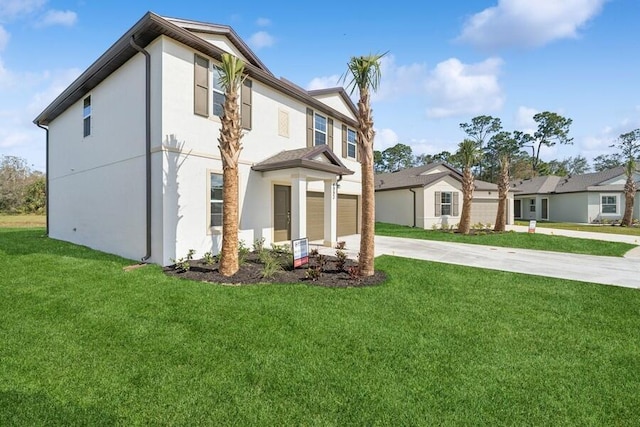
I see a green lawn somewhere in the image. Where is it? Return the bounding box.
[0,214,46,228]
[515,220,640,236]
[2,228,640,425]
[376,222,637,257]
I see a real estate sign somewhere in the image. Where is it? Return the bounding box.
[528,220,537,233]
[292,238,309,268]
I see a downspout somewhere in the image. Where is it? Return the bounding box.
[36,122,49,235]
[409,188,416,227]
[129,36,152,262]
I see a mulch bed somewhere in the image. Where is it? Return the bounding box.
[163,252,387,288]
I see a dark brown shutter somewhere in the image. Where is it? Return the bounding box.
[194,54,209,116]
[241,79,252,130]
[435,191,441,217]
[453,192,459,216]
[306,108,314,147]
[341,125,347,158]
[328,118,334,150]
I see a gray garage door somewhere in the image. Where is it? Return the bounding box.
[306,192,358,241]
[471,199,499,225]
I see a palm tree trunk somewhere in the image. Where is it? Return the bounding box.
[494,157,509,232]
[458,169,474,234]
[358,88,375,277]
[622,174,636,227]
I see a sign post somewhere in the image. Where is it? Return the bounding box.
[528,220,537,233]
[292,238,309,268]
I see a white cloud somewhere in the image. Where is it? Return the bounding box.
[373,55,427,102]
[37,9,77,27]
[374,128,399,151]
[306,74,342,91]
[0,25,8,51]
[256,17,271,27]
[457,0,609,50]
[248,31,275,49]
[425,57,504,118]
[514,106,538,132]
[0,57,14,88]
[0,0,46,20]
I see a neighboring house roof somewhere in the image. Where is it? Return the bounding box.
[511,166,639,195]
[252,145,354,176]
[34,12,358,127]
[374,162,498,192]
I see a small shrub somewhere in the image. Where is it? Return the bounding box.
[238,240,250,265]
[335,249,347,271]
[306,266,322,281]
[172,249,195,273]
[253,237,266,254]
[309,248,319,258]
[271,242,292,256]
[335,241,346,250]
[259,251,283,279]
[431,224,438,231]
[202,251,216,265]
[316,254,328,272]
[347,265,360,281]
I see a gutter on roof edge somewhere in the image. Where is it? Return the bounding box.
[409,188,416,227]
[129,36,152,262]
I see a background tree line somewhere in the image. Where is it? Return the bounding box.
[0,155,46,214]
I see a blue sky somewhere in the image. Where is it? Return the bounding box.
[1,0,639,172]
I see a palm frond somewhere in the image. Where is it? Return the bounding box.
[341,52,387,95]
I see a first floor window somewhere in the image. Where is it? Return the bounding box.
[212,66,226,117]
[601,195,617,214]
[314,113,327,145]
[83,96,91,137]
[210,173,223,227]
[347,128,357,158]
[441,192,452,215]
[529,199,536,212]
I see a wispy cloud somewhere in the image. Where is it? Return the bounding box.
[256,17,271,27]
[457,0,609,50]
[425,57,504,118]
[0,0,47,20]
[248,31,275,50]
[37,9,77,28]
[0,25,9,51]
[306,75,342,91]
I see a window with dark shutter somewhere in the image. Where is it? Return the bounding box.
[342,125,347,157]
[241,79,252,130]
[306,108,314,147]
[435,191,441,217]
[327,118,333,150]
[452,192,459,216]
[194,54,209,117]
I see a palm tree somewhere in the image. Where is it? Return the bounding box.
[457,139,481,234]
[487,131,524,232]
[343,53,385,277]
[494,152,510,231]
[612,130,640,227]
[217,53,245,276]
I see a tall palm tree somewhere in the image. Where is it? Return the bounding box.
[613,130,640,227]
[457,139,481,234]
[494,152,510,232]
[343,53,385,277]
[488,131,524,232]
[217,53,245,276]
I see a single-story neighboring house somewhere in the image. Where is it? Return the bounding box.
[33,12,362,266]
[375,163,514,229]
[511,166,640,223]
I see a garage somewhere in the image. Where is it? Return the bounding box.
[471,199,499,225]
[306,192,359,241]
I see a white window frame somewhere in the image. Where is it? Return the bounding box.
[212,66,225,118]
[600,194,618,215]
[347,128,357,159]
[208,171,224,232]
[441,191,452,216]
[83,95,91,137]
[314,113,327,146]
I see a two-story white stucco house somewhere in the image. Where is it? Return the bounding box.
[34,12,362,266]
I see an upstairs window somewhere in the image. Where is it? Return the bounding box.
[83,96,91,137]
[347,128,357,158]
[212,66,225,118]
[601,195,617,214]
[314,113,327,145]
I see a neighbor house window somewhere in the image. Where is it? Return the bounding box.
[441,192,452,215]
[83,96,91,137]
[212,66,225,118]
[210,173,223,227]
[601,195,617,214]
[314,113,327,145]
[529,199,536,212]
[347,128,357,158]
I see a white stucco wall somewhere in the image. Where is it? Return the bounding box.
[375,189,416,227]
[550,193,589,223]
[48,48,150,262]
[422,177,462,228]
[310,93,356,120]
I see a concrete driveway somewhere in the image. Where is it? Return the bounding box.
[316,232,640,290]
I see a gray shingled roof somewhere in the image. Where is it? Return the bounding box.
[511,166,637,195]
[252,145,354,175]
[375,163,498,191]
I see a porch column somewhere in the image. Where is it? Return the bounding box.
[323,179,337,247]
[291,175,307,240]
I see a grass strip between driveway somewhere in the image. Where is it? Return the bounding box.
[376,222,637,257]
[1,228,640,425]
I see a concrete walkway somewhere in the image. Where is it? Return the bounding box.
[314,230,640,290]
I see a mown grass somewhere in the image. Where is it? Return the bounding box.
[2,228,640,425]
[0,214,46,228]
[376,222,636,257]
[515,219,640,236]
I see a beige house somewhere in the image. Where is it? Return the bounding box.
[375,163,514,228]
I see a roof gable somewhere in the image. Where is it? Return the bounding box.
[307,87,358,120]
[374,162,498,191]
[251,145,354,175]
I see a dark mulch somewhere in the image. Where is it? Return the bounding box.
[163,252,387,288]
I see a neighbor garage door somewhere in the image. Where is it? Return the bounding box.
[471,199,499,225]
[306,192,359,240]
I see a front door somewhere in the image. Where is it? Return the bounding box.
[274,185,291,242]
[514,199,522,218]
